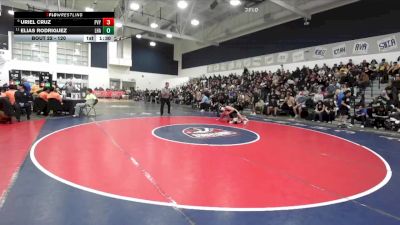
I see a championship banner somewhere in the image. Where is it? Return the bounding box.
[313,47,327,59]
[207,65,214,73]
[353,41,369,55]
[377,35,397,52]
[219,62,227,71]
[227,61,235,71]
[250,56,263,68]
[332,43,346,58]
[213,63,220,72]
[243,58,251,68]
[277,53,288,63]
[266,55,274,65]
[292,50,305,62]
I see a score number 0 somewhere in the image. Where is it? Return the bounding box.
[102,18,115,34]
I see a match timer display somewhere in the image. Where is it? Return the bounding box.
[14,12,115,42]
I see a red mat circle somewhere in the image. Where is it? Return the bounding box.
[31,116,391,211]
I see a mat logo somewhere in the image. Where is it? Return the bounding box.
[183,127,238,139]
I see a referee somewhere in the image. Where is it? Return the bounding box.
[160,82,171,116]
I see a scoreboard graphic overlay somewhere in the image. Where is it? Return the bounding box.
[14,12,115,42]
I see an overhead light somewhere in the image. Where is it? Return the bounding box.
[149,41,156,47]
[177,0,188,9]
[166,33,173,38]
[8,9,15,15]
[191,19,199,26]
[115,22,123,28]
[136,34,142,39]
[304,18,310,26]
[210,0,218,10]
[130,2,140,11]
[229,0,241,6]
[85,7,94,12]
[150,22,158,29]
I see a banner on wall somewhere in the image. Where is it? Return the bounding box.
[292,51,305,62]
[353,41,369,55]
[207,65,213,73]
[377,35,397,52]
[201,32,399,73]
[332,43,346,58]
[251,56,262,68]
[266,55,274,65]
[277,53,288,63]
[313,47,327,59]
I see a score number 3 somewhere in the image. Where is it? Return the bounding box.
[102,18,115,26]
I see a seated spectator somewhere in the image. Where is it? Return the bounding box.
[72,88,98,117]
[38,87,49,102]
[267,91,279,116]
[254,99,265,114]
[313,89,324,103]
[372,102,388,129]
[4,85,17,106]
[200,92,211,112]
[323,99,336,123]
[314,100,325,122]
[293,90,308,118]
[30,81,41,99]
[14,84,32,122]
[354,104,367,128]
[0,97,13,124]
[47,87,63,103]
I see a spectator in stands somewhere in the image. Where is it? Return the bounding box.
[388,62,399,76]
[358,69,370,92]
[354,104,367,128]
[73,88,97,117]
[379,59,389,83]
[323,99,336,123]
[199,92,211,112]
[314,100,325,122]
[373,102,388,129]
[267,90,279,116]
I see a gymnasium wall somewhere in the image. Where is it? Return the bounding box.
[131,38,178,75]
[182,0,400,69]
[175,32,400,87]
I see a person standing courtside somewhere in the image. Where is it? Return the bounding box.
[160,82,171,116]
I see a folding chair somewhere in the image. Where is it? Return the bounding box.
[84,99,98,117]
